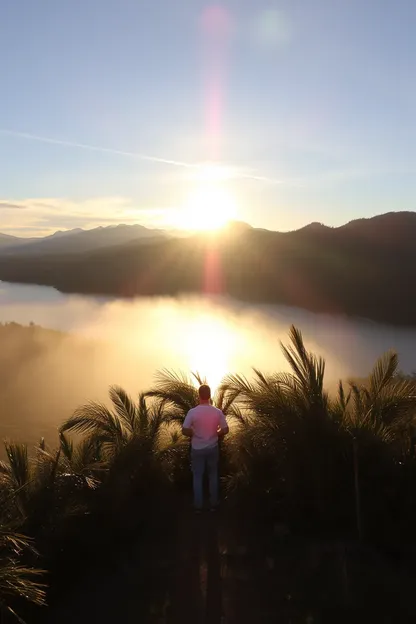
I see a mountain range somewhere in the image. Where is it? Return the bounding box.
[0,223,165,255]
[0,212,415,326]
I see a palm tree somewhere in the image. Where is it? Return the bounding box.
[343,351,416,443]
[58,432,103,487]
[59,386,176,519]
[0,434,100,536]
[146,368,243,424]
[60,385,169,462]
[219,326,345,530]
[145,370,201,418]
[0,443,31,524]
[0,527,45,623]
[221,326,416,540]
[337,351,416,541]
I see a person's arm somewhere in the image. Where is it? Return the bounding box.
[182,411,193,438]
[217,410,229,439]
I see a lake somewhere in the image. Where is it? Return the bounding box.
[1,281,416,448]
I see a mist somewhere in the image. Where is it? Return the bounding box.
[1,281,416,450]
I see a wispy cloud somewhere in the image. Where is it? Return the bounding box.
[0,128,283,185]
[0,201,28,210]
[0,196,173,237]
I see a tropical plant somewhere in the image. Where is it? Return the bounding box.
[0,527,45,623]
[0,435,99,535]
[1,324,416,622]
[342,351,416,443]
[335,351,416,541]
[146,369,242,418]
[218,326,344,529]
[59,386,178,520]
[146,370,201,418]
[60,385,169,459]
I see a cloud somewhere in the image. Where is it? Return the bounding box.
[0,196,174,237]
[0,128,283,185]
[0,202,28,210]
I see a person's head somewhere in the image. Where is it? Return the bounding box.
[198,384,211,404]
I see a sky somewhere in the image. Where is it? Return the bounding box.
[1,0,416,236]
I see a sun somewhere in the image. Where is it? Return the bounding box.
[182,185,237,231]
[173,165,239,232]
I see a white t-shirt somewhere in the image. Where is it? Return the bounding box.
[183,404,228,450]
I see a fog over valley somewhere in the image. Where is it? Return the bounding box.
[1,282,416,450]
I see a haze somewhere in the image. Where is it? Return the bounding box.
[2,282,416,450]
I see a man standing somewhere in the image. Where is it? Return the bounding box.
[182,384,229,512]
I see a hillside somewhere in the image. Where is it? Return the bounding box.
[0,212,415,325]
[0,232,25,246]
[0,223,165,255]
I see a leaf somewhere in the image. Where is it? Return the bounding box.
[146,369,199,414]
[3,443,30,490]
[59,432,74,461]
[369,351,398,397]
[109,386,138,434]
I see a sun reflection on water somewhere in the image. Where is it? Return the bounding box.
[184,313,238,391]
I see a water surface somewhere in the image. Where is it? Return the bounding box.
[1,281,415,447]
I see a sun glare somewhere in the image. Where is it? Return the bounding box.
[182,186,237,231]
[173,165,238,232]
[185,314,237,390]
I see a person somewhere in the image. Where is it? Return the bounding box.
[182,384,229,512]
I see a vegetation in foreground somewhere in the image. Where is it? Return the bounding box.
[1,325,416,622]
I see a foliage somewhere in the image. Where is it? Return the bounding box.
[1,325,416,620]
[0,528,46,623]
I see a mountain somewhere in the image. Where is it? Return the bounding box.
[0,224,165,255]
[0,233,27,246]
[0,212,416,326]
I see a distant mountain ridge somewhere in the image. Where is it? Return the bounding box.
[0,233,22,245]
[1,211,416,326]
[0,223,166,255]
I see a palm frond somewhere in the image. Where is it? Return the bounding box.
[4,443,30,490]
[338,380,351,411]
[220,373,257,398]
[34,447,61,489]
[72,437,104,475]
[146,398,166,442]
[138,394,150,435]
[252,367,275,389]
[60,402,128,448]
[226,405,250,426]
[109,385,138,433]
[369,351,398,397]
[280,325,326,404]
[0,461,11,477]
[0,528,46,619]
[0,562,46,597]
[146,369,199,414]
[191,371,206,386]
[213,383,240,414]
[59,432,74,462]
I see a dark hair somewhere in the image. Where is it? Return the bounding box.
[198,384,211,401]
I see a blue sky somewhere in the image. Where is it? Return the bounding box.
[1,0,416,235]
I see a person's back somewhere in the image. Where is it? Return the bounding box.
[185,404,226,450]
[182,384,229,512]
